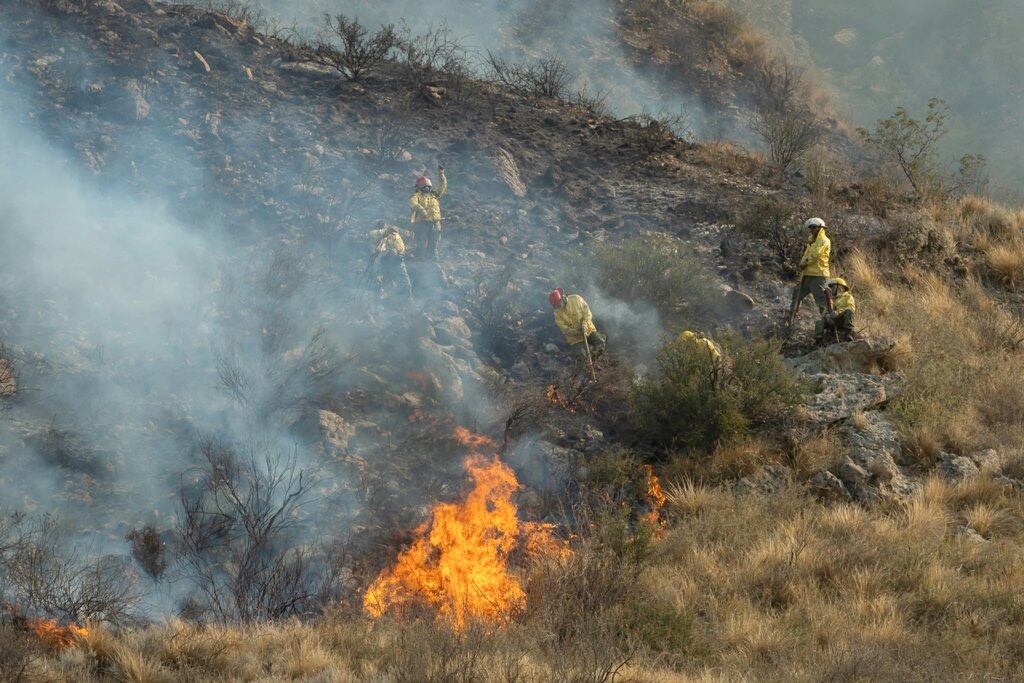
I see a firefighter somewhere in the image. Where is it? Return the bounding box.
[409,165,447,260]
[816,278,856,343]
[677,330,725,385]
[791,217,832,316]
[548,288,606,362]
[369,221,413,302]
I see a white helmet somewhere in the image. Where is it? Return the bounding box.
[804,217,826,229]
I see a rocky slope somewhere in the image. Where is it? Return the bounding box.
[0,0,1011,639]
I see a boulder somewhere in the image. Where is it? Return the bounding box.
[938,452,980,482]
[809,470,852,503]
[789,337,898,375]
[840,412,916,501]
[836,457,877,504]
[803,373,893,424]
[493,148,527,198]
[122,79,150,121]
[317,410,352,460]
[968,448,1002,472]
[734,464,791,496]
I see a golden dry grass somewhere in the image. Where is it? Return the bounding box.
[846,245,1024,455]
[19,481,1024,681]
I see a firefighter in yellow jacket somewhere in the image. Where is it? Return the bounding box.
[548,288,606,361]
[369,221,413,302]
[409,165,447,260]
[816,278,856,343]
[792,217,832,315]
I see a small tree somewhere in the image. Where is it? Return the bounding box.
[749,57,823,174]
[312,14,397,82]
[858,98,950,197]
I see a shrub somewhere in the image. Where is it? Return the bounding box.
[312,15,398,82]
[630,335,744,453]
[577,235,722,329]
[630,333,803,454]
[748,57,823,174]
[486,53,574,100]
[734,196,802,269]
[624,109,691,158]
[856,97,950,197]
[397,23,468,92]
[985,241,1024,289]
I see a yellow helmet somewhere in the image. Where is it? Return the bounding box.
[827,278,849,290]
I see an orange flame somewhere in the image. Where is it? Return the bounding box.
[27,618,89,650]
[545,384,575,412]
[642,464,667,532]
[364,428,567,629]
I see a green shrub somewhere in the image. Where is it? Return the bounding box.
[614,598,694,661]
[630,333,804,453]
[571,235,722,328]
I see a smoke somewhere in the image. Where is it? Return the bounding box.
[247,0,713,132]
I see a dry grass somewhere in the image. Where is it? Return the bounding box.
[18,481,1024,681]
[846,245,1024,455]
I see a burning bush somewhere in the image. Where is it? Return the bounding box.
[363,428,566,630]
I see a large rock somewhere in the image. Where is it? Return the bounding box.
[938,452,980,482]
[790,337,898,375]
[493,148,527,198]
[836,457,877,504]
[809,470,852,503]
[840,412,916,501]
[803,373,895,424]
[734,464,791,496]
[317,410,352,460]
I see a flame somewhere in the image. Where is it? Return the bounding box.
[642,464,667,532]
[545,384,575,412]
[364,428,567,629]
[27,618,89,649]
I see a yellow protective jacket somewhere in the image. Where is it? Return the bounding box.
[799,229,831,277]
[679,331,722,366]
[370,229,405,256]
[833,290,856,314]
[554,294,597,345]
[409,175,447,223]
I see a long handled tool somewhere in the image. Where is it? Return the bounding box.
[784,276,804,339]
[581,323,597,382]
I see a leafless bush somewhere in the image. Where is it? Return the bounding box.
[0,622,39,683]
[625,108,690,157]
[0,514,140,625]
[374,106,415,163]
[311,14,398,82]
[398,23,469,92]
[176,441,332,622]
[0,344,16,414]
[486,53,574,100]
[749,57,823,174]
[570,86,611,118]
[213,343,251,408]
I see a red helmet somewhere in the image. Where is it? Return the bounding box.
[548,288,564,308]
[415,176,432,189]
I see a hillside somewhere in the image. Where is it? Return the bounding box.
[730,0,1024,191]
[3,1,1024,681]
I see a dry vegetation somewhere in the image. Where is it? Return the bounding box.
[15,479,1024,681]
[845,195,1024,461]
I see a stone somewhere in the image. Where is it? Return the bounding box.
[544,343,559,353]
[958,525,988,543]
[122,79,150,120]
[809,470,852,503]
[789,336,898,375]
[493,148,527,198]
[802,373,891,424]
[734,464,791,496]
[838,412,915,501]
[938,452,980,482]
[317,410,351,460]
[836,457,877,504]
[968,448,1002,472]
